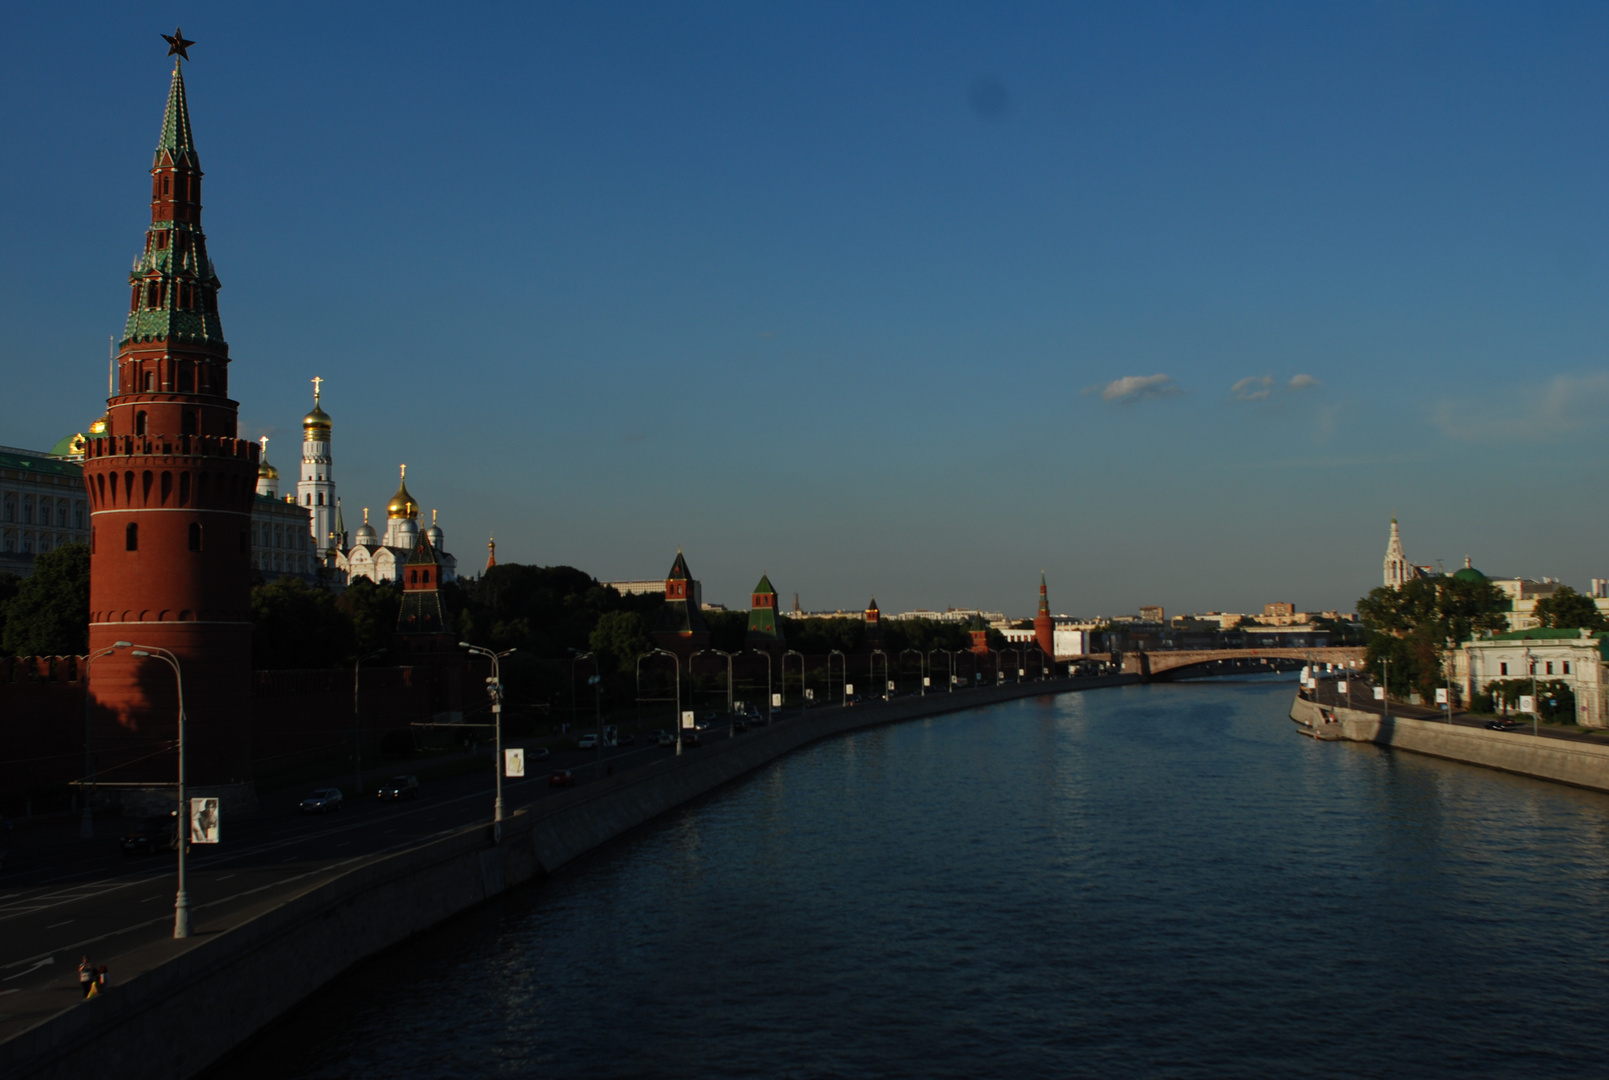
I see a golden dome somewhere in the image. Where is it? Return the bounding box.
[303,403,332,432]
[386,466,418,520]
[259,460,279,480]
[87,416,108,436]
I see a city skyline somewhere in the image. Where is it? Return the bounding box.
[3,4,1607,614]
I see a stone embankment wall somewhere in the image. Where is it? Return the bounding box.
[4,674,1134,1080]
[1290,694,1609,793]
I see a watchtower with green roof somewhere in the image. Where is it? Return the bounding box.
[746,574,785,650]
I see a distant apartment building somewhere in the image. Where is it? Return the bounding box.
[1139,605,1164,623]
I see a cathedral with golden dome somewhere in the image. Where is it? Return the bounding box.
[335,464,457,586]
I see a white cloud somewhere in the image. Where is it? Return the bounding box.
[1087,374,1181,404]
[1433,372,1609,441]
[1231,375,1274,401]
[1288,373,1320,390]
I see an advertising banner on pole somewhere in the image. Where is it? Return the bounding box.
[805,689,814,701]
[845,683,854,696]
[1374,687,1385,700]
[1520,695,1536,714]
[888,681,896,692]
[504,748,525,778]
[771,693,782,707]
[1337,681,1348,694]
[189,798,220,844]
[681,710,696,729]
[1435,688,1448,705]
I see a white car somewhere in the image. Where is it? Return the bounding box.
[577,734,600,750]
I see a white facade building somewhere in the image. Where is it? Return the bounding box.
[336,467,456,586]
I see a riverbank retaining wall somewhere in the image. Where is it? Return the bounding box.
[1289,694,1609,792]
[4,674,1135,1080]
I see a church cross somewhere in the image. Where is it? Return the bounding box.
[311,375,323,402]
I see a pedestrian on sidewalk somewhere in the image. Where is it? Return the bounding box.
[78,956,93,998]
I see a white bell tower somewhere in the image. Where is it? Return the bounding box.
[298,376,339,552]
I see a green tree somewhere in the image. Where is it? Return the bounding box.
[1357,576,1510,700]
[337,577,403,656]
[0,572,21,651]
[251,577,356,669]
[590,610,650,674]
[2,544,90,657]
[1533,585,1605,631]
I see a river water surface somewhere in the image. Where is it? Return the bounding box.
[215,680,1609,1078]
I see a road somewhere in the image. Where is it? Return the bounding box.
[0,686,1031,1042]
[1303,678,1609,744]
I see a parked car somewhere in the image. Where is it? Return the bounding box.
[1486,719,1524,731]
[300,788,343,814]
[655,730,676,746]
[548,770,575,788]
[578,734,600,750]
[682,731,702,748]
[377,775,420,801]
[617,733,636,746]
[733,719,749,732]
[528,746,551,761]
[120,815,177,855]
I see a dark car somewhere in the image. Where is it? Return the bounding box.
[120,815,177,855]
[299,788,343,814]
[617,733,635,746]
[1486,719,1524,731]
[682,731,702,748]
[654,730,675,746]
[377,775,420,801]
[733,719,749,732]
[548,770,575,788]
[528,746,551,761]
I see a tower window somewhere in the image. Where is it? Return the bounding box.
[146,283,160,308]
[136,411,148,435]
[306,494,312,506]
[317,493,324,506]
[156,232,168,250]
[143,371,154,392]
[178,366,194,393]
[188,522,202,551]
[91,527,96,554]
[182,411,197,436]
[125,522,138,551]
[162,175,170,195]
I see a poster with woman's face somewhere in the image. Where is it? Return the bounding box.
[190,797,220,844]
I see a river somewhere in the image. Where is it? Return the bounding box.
[211,679,1609,1078]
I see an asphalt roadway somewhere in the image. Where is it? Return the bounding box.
[0,711,767,1044]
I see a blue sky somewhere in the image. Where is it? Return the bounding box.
[3,3,1606,617]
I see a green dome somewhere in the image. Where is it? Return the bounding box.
[1452,556,1486,583]
[50,432,87,458]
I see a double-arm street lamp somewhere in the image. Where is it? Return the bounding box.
[929,649,955,693]
[784,649,806,711]
[570,650,603,762]
[461,643,516,837]
[899,648,926,696]
[122,643,189,939]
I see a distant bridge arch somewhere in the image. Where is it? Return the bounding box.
[1122,647,1366,681]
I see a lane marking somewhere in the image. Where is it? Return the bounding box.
[45,920,74,929]
[2,958,53,981]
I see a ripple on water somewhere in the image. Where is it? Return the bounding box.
[209,683,1609,1079]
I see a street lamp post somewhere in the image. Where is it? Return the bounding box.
[899,648,926,696]
[743,650,775,723]
[828,649,847,706]
[639,649,682,752]
[783,649,805,712]
[929,649,954,693]
[869,649,889,700]
[460,643,516,837]
[694,648,735,720]
[79,642,131,840]
[571,650,601,763]
[126,645,188,939]
[353,649,386,800]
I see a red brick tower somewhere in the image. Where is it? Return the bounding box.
[1034,572,1054,659]
[81,48,259,801]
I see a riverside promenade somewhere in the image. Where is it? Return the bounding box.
[1289,685,1609,792]
[2,672,1135,1080]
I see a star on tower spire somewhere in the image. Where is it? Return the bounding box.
[162,27,195,61]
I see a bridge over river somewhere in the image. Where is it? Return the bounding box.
[1119,646,1366,681]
